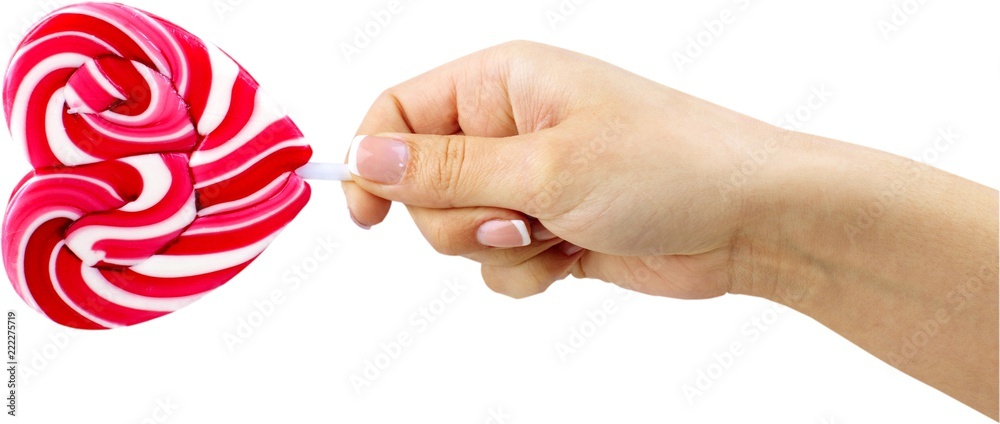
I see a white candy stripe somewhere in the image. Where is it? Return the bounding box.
[80,266,202,312]
[196,43,240,136]
[85,58,126,101]
[95,62,164,125]
[63,85,83,114]
[130,232,279,278]
[12,173,124,205]
[193,138,308,188]
[118,155,175,212]
[65,192,196,266]
[48,242,121,329]
[11,53,98,165]
[62,155,196,267]
[185,179,303,235]
[9,31,121,69]
[136,10,189,96]
[63,59,126,115]
[46,87,102,165]
[196,171,289,216]
[189,89,282,166]
[14,210,84,311]
[80,111,195,143]
[59,5,171,77]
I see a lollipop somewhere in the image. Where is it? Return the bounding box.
[2,2,348,329]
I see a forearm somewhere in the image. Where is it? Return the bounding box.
[730,129,999,418]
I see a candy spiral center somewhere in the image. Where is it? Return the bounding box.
[61,57,199,268]
[65,56,196,148]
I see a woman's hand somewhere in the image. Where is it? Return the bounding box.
[343,41,998,418]
[342,41,778,299]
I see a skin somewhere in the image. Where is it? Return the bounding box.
[342,41,999,419]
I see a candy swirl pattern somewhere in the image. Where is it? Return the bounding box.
[2,3,312,329]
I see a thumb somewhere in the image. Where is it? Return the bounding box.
[346,131,555,213]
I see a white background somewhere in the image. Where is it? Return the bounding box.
[1,0,997,423]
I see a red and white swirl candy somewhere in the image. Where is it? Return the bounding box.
[1,2,337,329]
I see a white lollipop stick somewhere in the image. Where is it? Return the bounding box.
[295,162,353,181]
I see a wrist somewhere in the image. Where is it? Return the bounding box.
[728,126,999,417]
[729,126,997,309]
[726,128,876,308]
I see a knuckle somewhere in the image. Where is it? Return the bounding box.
[488,245,549,268]
[494,40,543,56]
[533,138,568,180]
[430,135,468,196]
[373,89,399,114]
[522,139,568,216]
[428,221,462,256]
[374,89,394,104]
[490,249,530,268]
[371,89,412,129]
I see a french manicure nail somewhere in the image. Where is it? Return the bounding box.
[532,222,557,241]
[477,220,530,248]
[559,241,584,256]
[347,135,409,184]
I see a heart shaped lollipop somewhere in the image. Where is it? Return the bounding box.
[2,2,345,329]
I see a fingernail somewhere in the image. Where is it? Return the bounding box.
[477,220,530,248]
[347,135,409,184]
[348,208,370,230]
[558,241,584,256]
[532,222,557,241]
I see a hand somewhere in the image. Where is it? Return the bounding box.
[342,41,777,299]
[343,41,998,417]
